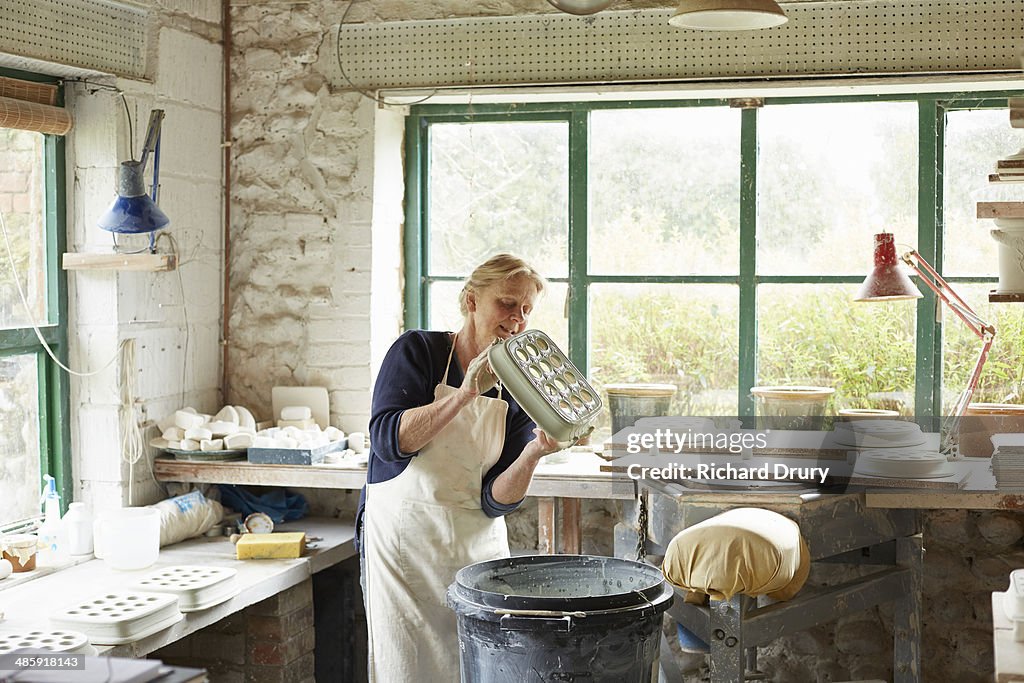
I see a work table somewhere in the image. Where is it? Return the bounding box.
[155,451,1021,509]
[0,517,355,658]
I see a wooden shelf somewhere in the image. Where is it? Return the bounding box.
[62,252,177,272]
[988,174,1024,184]
[990,291,1024,303]
[978,202,1024,220]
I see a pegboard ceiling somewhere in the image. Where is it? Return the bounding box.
[0,0,147,79]
[333,0,1024,90]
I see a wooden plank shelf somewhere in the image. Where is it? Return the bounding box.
[978,202,1024,219]
[990,291,1024,303]
[62,252,177,272]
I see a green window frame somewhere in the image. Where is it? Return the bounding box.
[404,91,1022,419]
[0,66,70,521]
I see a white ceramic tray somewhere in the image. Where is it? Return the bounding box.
[50,591,183,645]
[489,330,601,443]
[0,629,92,655]
[132,565,239,612]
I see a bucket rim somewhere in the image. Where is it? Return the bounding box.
[751,385,834,399]
[966,402,1024,414]
[604,383,677,397]
[450,554,671,615]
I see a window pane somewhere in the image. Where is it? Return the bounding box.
[0,129,46,330]
[427,121,568,278]
[758,102,918,275]
[589,107,741,275]
[942,283,1024,411]
[757,284,917,414]
[0,353,41,526]
[943,108,1022,276]
[427,280,568,353]
[589,283,739,439]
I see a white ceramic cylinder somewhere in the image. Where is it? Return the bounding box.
[992,219,1024,293]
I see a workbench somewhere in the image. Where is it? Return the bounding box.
[154,451,627,555]
[0,518,355,659]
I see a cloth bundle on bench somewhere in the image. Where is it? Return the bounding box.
[661,507,811,602]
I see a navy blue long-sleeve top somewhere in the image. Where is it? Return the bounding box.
[355,330,537,550]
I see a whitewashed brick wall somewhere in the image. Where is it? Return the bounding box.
[62,12,224,510]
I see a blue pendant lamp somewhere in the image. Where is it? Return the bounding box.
[97,109,168,253]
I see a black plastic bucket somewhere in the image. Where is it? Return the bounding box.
[447,554,673,682]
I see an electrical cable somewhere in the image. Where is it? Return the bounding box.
[119,338,147,505]
[0,204,121,377]
[335,0,436,107]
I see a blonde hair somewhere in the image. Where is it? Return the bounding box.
[458,253,546,317]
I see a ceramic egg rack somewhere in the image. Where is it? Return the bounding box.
[489,330,602,443]
[0,629,92,655]
[50,592,183,645]
[132,565,239,612]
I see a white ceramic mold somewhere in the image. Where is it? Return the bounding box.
[488,330,602,443]
[852,449,953,479]
[132,565,239,612]
[1004,569,1024,642]
[50,591,183,645]
[0,629,92,656]
[832,419,926,448]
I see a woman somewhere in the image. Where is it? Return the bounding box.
[357,253,561,682]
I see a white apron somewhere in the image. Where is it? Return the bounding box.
[364,335,511,683]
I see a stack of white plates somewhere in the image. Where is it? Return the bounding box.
[991,434,1024,488]
[132,565,239,612]
[50,592,183,645]
[852,448,954,479]
[832,419,926,449]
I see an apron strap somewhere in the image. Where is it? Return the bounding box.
[441,332,458,385]
[442,331,503,400]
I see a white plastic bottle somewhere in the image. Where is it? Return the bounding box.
[63,502,94,556]
[36,475,69,567]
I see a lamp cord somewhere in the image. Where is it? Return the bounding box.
[0,204,122,377]
[119,338,147,505]
[335,0,436,106]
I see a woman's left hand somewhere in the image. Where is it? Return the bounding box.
[529,428,561,459]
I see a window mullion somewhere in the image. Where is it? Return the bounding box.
[567,111,589,373]
[737,107,758,418]
[915,99,942,419]
[45,131,70,506]
[404,115,426,329]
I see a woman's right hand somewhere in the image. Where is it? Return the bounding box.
[461,347,497,397]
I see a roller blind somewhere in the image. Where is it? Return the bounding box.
[0,75,71,135]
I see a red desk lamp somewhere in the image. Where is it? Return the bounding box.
[855,232,996,459]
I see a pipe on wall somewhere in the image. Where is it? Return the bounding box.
[220,0,232,405]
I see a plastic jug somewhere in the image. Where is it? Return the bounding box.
[64,502,94,556]
[93,507,160,570]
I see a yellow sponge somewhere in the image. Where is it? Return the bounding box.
[236,532,307,560]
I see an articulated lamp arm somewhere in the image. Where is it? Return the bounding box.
[901,250,997,455]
